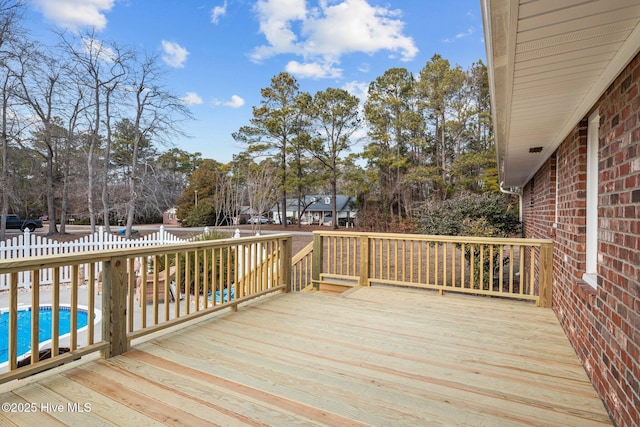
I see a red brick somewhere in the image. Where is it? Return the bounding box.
[523,51,640,426]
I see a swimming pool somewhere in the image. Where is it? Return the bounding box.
[0,305,99,364]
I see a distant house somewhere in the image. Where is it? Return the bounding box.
[162,207,179,226]
[270,195,356,225]
[482,2,640,425]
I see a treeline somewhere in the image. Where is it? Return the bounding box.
[184,54,498,232]
[0,1,191,238]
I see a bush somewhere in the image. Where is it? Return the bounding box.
[415,192,520,238]
[179,204,217,227]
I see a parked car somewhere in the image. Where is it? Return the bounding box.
[247,216,270,224]
[272,217,292,225]
[321,215,333,226]
[2,214,43,231]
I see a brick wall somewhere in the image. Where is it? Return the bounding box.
[522,152,557,239]
[522,54,640,426]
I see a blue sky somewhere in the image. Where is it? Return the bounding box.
[24,0,486,163]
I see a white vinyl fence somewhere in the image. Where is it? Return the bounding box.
[0,226,203,290]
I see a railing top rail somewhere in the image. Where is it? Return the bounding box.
[291,242,313,264]
[311,230,553,246]
[0,233,293,274]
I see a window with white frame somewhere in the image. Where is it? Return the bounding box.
[583,112,599,288]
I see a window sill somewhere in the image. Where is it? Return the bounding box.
[574,277,597,306]
[581,273,598,289]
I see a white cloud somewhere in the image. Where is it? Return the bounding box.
[443,27,476,43]
[211,0,228,24]
[182,92,203,105]
[251,0,307,60]
[342,81,369,103]
[251,0,417,79]
[212,95,245,108]
[81,37,116,63]
[224,95,245,108]
[30,0,114,31]
[303,0,418,61]
[285,60,341,79]
[161,40,189,68]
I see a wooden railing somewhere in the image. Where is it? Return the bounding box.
[291,242,313,291]
[0,225,190,290]
[0,233,292,384]
[0,230,552,384]
[302,231,552,306]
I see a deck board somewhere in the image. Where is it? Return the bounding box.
[0,287,612,426]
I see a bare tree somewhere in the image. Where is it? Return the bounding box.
[211,168,233,227]
[0,0,24,239]
[14,45,68,234]
[123,52,191,237]
[245,159,278,233]
[58,85,83,234]
[60,31,129,231]
[101,78,117,231]
[0,65,15,240]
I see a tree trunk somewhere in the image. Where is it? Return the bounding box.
[102,86,117,233]
[125,134,140,239]
[45,147,58,235]
[87,77,100,233]
[0,76,9,241]
[280,148,287,228]
[440,110,446,183]
[331,181,338,230]
[59,134,71,234]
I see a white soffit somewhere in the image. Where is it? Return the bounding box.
[483,0,640,187]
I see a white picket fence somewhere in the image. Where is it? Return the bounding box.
[0,226,200,290]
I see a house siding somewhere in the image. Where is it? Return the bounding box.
[522,53,640,427]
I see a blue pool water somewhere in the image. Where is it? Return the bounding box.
[0,306,89,364]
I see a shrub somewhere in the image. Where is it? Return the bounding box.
[179,203,217,227]
[415,192,520,237]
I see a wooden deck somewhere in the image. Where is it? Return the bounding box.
[0,287,611,426]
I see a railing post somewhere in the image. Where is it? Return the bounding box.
[359,235,370,287]
[538,242,553,308]
[280,236,292,292]
[312,232,323,289]
[102,256,128,358]
[8,272,18,370]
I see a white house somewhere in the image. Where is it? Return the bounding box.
[270,195,356,225]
